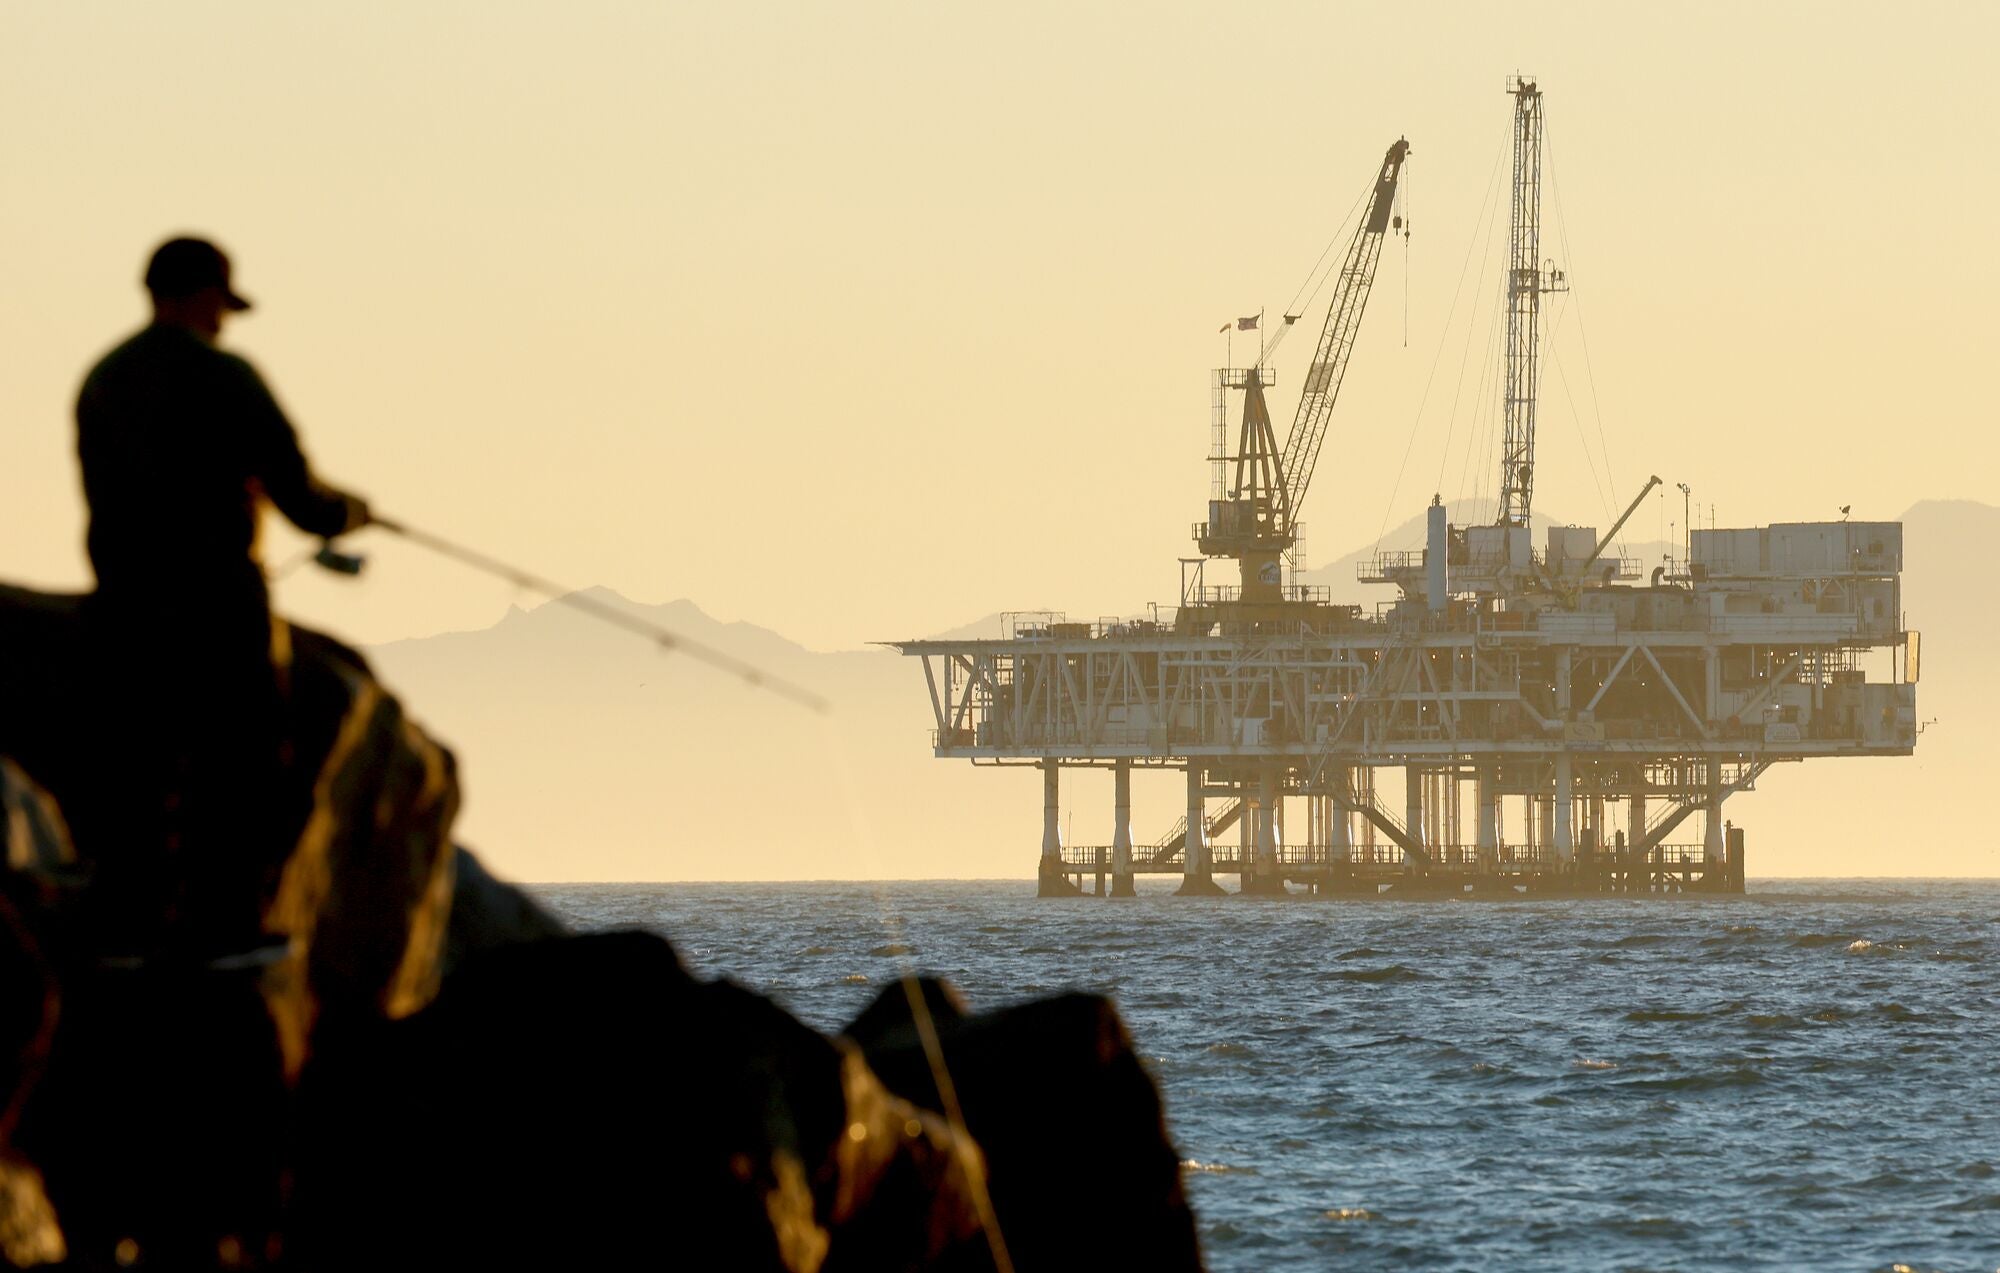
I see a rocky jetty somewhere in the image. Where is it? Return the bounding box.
[0,586,1202,1270]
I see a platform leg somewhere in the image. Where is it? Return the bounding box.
[1476,767,1499,873]
[1331,767,1352,865]
[1176,766,1223,896]
[1704,761,1725,865]
[1037,760,1079,897]
[1404,764,1425,864]
[1630,784,1649,892]
[1553,751,1575,866]
[1242,766,1286,895]
[1110,760,1135,897]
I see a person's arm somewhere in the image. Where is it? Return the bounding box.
[226,354,369,538]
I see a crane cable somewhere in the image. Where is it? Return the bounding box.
[1372,130,1508,552]
[1402,163,1411,348]
[1257,172,1375,368]
[361,516,830,715]
[1431,157,1511,502]
[1542,117,1630,558]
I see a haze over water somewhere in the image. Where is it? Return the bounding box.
[541,878,1999,1271]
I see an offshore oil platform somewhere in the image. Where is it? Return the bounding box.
[893,80,1919,897]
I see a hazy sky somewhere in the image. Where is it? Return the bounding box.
[4,2,1995,651]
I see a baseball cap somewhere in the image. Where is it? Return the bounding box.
[143,236,252,311]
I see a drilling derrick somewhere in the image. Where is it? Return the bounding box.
[892,80,1919,900]
[1498,77,1564,530]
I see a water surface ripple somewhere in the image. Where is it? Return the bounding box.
[535,879,2000,1272]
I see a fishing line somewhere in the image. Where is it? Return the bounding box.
[350,519,1003,1257]
[816,713,1017,1273]
[364,516,829,715]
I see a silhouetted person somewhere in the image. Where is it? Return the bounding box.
[71,236,370,955]
[78,236,368,622]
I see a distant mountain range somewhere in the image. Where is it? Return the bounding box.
[366,500,1997,881]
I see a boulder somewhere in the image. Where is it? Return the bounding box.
[291,932,996,1272]
[0,584,1204,1270]
[846,978,1204,1272]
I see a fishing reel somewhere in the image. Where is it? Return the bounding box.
[313,541,367,577]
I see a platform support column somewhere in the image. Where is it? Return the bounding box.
[1553,751,1575,865]
[1476,767,1499,871]
[1704,760,1724,865]
[1404,765,1425,861]
[1036,760,1079,897]
[1243,765,1285,895]
[1177,765,1223,895]
[1331,766,1352,864]
[1630,784,1649,889]
[1232,776,1248,856]
[1110,760,1135,897]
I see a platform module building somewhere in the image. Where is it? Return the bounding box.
[891,81,1919,897]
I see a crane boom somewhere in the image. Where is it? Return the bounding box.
[1579,475,1662,575]
[1276,138,1409,527]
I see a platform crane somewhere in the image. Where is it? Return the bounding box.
[1194,138,1410,610]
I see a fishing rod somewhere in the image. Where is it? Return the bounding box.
[313,516,830,716]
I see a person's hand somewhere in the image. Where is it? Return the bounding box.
[346,494,373,532]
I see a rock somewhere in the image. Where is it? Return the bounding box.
[291,932,996,1272]
[846,979,1205,1272]
[1,584,1204,1269]
[0,587,468,1266]
[442,844,569,974]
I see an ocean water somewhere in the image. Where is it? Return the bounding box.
[533,879,2000,1272]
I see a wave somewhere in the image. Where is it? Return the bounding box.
[1620,1068,1768,1092]
[1326,965,1426,983]
[1746,1013,1810,1030]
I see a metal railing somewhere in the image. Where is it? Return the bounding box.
[1053,842,1717,872]
[1184,583,1334,606]
[1357,549,1426,579]
[989,597,1885,645]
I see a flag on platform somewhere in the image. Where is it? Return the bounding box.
[1237,315,1260,331]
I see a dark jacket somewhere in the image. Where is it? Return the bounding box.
[75,323,363,605]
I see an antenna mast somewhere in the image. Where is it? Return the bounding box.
[1498,77,1565,528]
